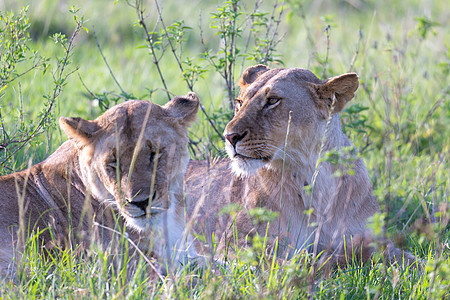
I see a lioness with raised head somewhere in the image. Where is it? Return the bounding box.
[0,93,199,277]
[186,65,416,266]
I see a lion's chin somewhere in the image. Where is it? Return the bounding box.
[125,216,147,232]
[124,214,163,232]
[230,156,266,178]
[121,208,165,232]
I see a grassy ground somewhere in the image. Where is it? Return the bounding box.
[0,0,449,298]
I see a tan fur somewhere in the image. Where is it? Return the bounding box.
[186,66,416,267]
[0,93,199,276]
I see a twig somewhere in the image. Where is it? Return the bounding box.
[199,13,218,72]
[240,0,263,73]
[152,1,225,141]
[0,59,47,87]
[348,27,362,73]
[93,28,125,94]
[18,82,24,127]
[133,0,171,101]
[0,21,82,167]
[154,0,190,90]
[78,73,97,99]
[199,104,226,142]
[227,0,238,110]
[0,108,6,145]
[321,25,331,79]
[263,0,285,65]
[200,0,239,110]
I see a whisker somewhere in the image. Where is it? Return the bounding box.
[263,143,310,169]
[264,144,297,161]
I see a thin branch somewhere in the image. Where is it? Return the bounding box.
[153,1,225,141]
[348,27,362,73]
[227,1,238,110]
[0,21,82,167]
[321,25,331,79]
[199,13,219,71]
[240,0,263,73]
[93,28,125,94]
[78,73,97,99]
[263,0,285,65]
[0,109,6,145]
[154,0,191,90]
[134,0,171,101]
[0,58,47,87]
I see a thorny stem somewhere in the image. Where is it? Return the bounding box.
[78,73,96,99]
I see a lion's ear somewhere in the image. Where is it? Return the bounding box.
[59,117,101,144]
[239,64,270,89]
[164,92,199,126]
[308,73,359,117]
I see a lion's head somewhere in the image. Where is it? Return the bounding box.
[59,92,199,231]
[224,65,359,177]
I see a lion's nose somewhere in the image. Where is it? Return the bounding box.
[225,132,246,147]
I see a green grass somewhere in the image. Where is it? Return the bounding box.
[1,0,449,298]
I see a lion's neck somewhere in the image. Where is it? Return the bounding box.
[38,141,86,194]
[262,116,342,191]
[26,142,99,224]
[250,115,374,251]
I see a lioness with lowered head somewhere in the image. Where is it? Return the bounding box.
[0,93,200,277]
[186,65,416,267]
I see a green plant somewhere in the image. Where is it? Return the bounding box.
[0,7,85,173]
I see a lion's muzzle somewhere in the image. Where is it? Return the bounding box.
[124,190,158,217]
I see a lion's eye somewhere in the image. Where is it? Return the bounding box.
[235,99,243,110]
[266,98,280,107]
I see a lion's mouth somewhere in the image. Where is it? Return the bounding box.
[235,153,257,159]
[227,143,271,162]
[124,190,164,218]
[235,152,270,162]
[129,197,149,211]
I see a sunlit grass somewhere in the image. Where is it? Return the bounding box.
[0,0,448,298]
